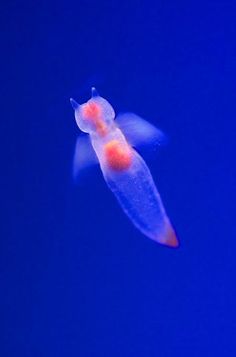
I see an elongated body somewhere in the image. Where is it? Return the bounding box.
[70,88,179,247]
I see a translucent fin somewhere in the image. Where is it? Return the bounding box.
[73,135,98,180]
[115,113,166,148]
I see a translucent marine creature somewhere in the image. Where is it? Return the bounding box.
[70,88,179,248]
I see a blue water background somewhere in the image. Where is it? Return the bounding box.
[1,0,236,356]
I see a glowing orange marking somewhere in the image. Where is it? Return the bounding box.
[104,140,132,171]
[95,119,107,136]
[82,102,107,136]
[83,102,101,120]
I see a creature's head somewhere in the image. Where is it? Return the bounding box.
[70,87,115,136]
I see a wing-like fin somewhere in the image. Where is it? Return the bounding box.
[115,113,166,149]
[73,135,98,180]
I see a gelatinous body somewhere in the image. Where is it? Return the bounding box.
[70,88,179,247]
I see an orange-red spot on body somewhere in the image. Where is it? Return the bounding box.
[96,119,108,136]
[104,140,132,171]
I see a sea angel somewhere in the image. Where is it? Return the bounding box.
[70,88,179,248]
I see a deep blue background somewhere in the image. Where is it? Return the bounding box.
[1,0,236,356]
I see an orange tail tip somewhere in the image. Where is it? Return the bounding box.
[154,219,179,248]
[164,222,179,248]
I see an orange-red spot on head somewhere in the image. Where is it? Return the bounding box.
[104,140,132,171]
[82,102,107,136]
[83,102,101,121]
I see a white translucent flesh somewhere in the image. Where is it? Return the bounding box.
[72,95,177,246]
[101,148,177,246]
